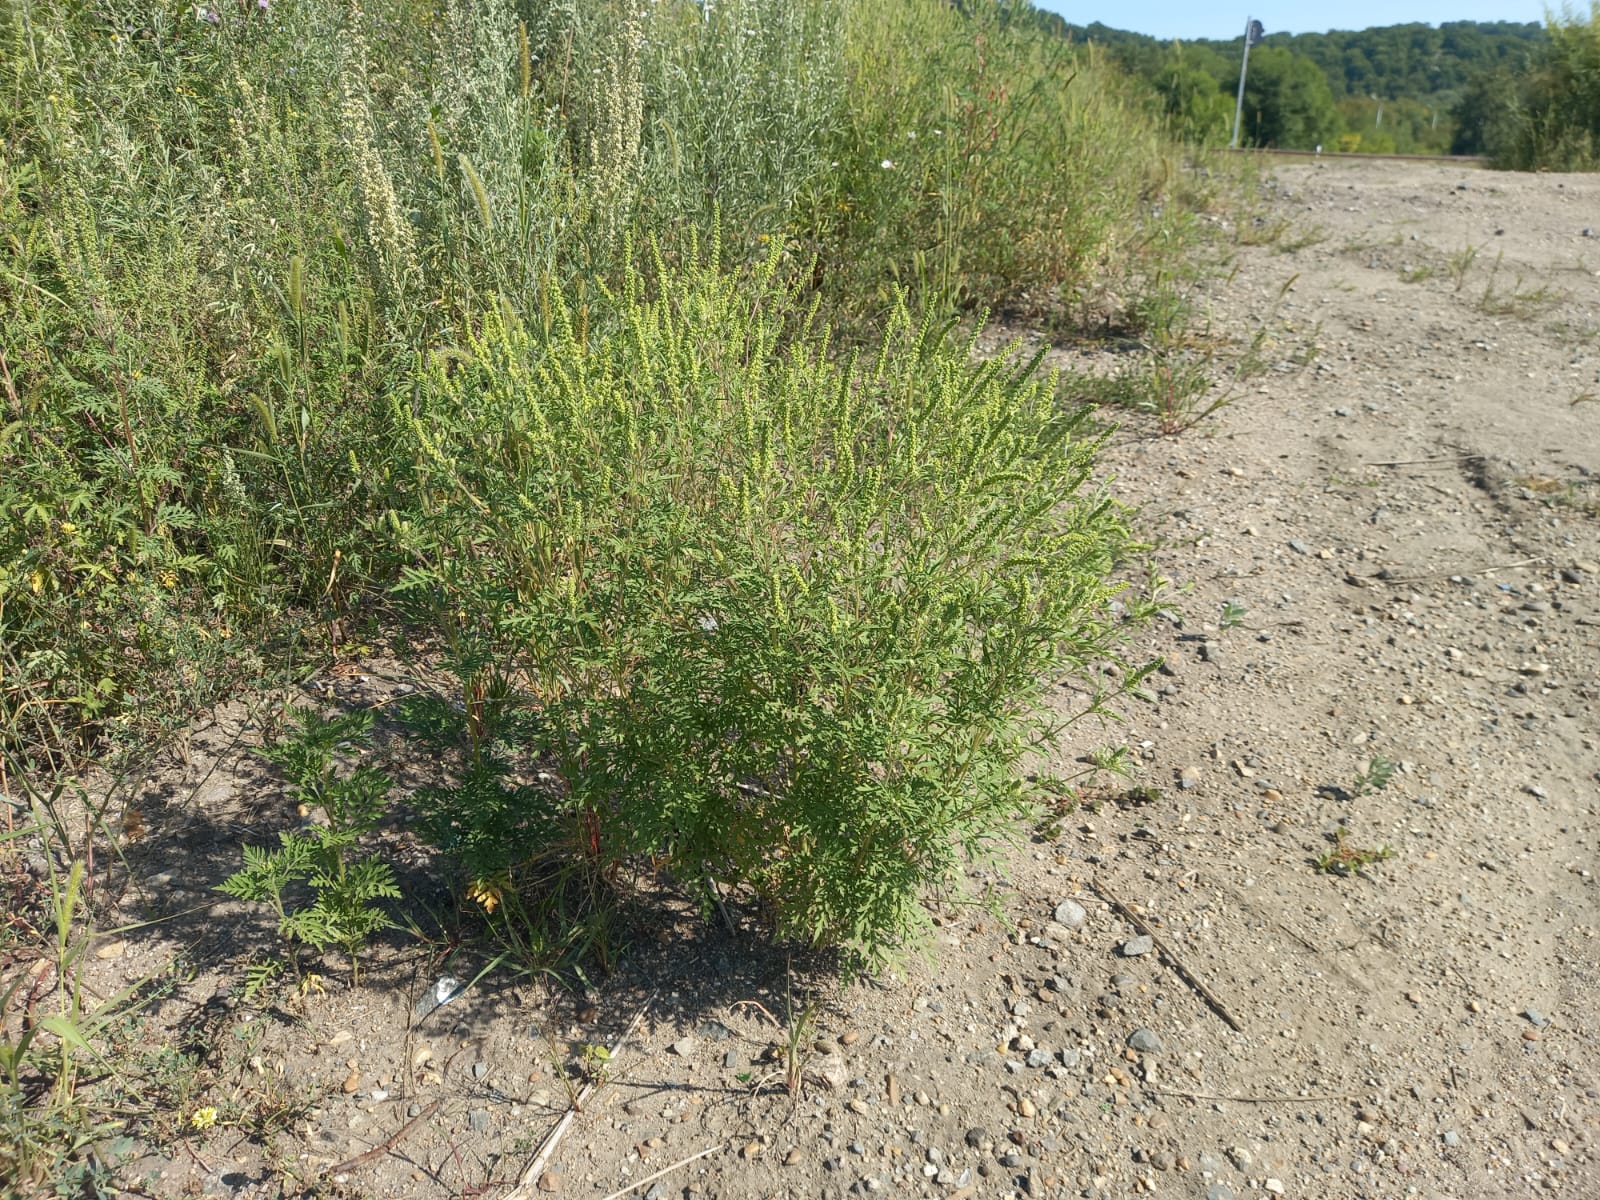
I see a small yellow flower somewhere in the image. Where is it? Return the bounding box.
[59,521,77,535]
[158,570,178,589]
[190,1106,218,1130]
[466,878,503,915]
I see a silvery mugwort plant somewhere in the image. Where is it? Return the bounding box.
[394,241,1153,973]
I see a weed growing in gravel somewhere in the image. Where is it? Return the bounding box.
[218,707,399,984]
[1448,244,1481,292]
[393,246,1147,972]
[0,852,141,1192]
[1350,755,1398,799]
[1477,254,1567,319]
[736,979,821,1101]
[1315,829,1398,877]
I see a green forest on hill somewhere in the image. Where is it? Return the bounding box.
[1042,10,1600,167]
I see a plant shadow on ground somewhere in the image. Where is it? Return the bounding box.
[18,675,867,1195]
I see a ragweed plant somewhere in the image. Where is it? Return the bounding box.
[218,706,399,984]
[393,241,1149,972]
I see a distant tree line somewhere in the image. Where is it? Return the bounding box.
[1028,9,1600,167]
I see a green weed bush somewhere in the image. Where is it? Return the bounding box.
[1,0,1215,772]
[218,706,399,983]
[804,0,1193,326]
[392,247,1143,969]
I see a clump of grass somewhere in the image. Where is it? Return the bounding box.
[1448,243,1480,291]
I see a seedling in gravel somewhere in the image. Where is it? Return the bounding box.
[1218,599,1248,630]
[1315,829,1398,877]
[735,982,820,1102]
[1350,755,1398,799]
[1447,243,1480,292]
[217,706,399,985]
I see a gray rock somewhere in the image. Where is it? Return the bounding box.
[1207,1186,1237,1200]
[670,1036,697,1057]
[1442,1130,1461,1147]
[1121,935,1154,957]
[471,1061,488,1081]
[1053,899,1087,930]
[1289,539,1311,554]
[1179,767,1201,790]
[1025,1049,1052,1068]
[1058,1048,1080,1069]
[644,1185,667,1200]
[965,1127,989,1149]
[698,1019,733,1042]
[724,1049,740,1069]
[1524,1008,1550,1027]
[1127,1028,1163,1053]
[467,1108,491,1133]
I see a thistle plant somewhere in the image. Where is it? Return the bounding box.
[218,706,399,984]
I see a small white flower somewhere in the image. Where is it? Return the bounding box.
[880,159,894,169]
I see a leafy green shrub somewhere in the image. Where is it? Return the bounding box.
[800,0,1192,327]
[1479,5,1600,170]
[392,246,1144,970]
[218,706,399,983]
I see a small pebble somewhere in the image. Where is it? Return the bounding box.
[1121,936,1154,957]
[1127,1028,1163,1054]
[1053,899,1087,930]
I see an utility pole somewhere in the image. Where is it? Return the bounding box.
[1231,17,1265,149]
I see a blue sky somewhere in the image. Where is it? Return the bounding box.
[1033,2,1552,41]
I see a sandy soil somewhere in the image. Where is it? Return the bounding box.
[62,158,1600,1200]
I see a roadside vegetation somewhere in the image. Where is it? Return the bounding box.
[2,0,1229,1187]
[1059,10,1600,170]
